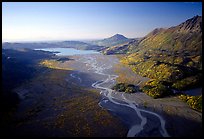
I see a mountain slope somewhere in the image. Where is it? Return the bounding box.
[55,41,104,50]
[102,38,140,54]
[120,15,202,93]
[89,34,132,47]
[106,15,202,56]
[136,15,202,55]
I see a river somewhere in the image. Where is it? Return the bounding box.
[68,54,170,137]
[4,49,202,137]
[34,48,201,137]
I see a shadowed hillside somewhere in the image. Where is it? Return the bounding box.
[1,49,55,112]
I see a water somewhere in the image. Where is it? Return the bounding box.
[77,55,170,137]
[172,87,202,96]
[183,88,202,96]
[35,48,100,56]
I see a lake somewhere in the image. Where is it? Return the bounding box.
[35,48,100,56]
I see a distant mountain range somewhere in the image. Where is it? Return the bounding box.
[2,41,104,51]
[87,34,133,47]
[104,16,202,55]
[2,34,133,51]
[103,15,202,56]
[2,15,202,60]
[54,41,103,50]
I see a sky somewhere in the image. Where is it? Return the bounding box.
[2,2,202,42]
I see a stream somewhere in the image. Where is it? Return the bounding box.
[70,54,170,137]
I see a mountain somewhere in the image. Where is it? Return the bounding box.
[102,38,140,55]
[88,34,132,47]
[2,42,56,49]
[2,34,131,51]
[55,41,104,50]
[2,41,104,51]
[135,15,202,55]
[107,34,128,41]
[176,15,202,33]
[106,15,202,56]
[119,15,202,93]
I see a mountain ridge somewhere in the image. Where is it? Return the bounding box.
[104,15,202,56]
[88,34,132,47]
[104,34,128,41]
[118,15,202,95]
[2,40,105,51]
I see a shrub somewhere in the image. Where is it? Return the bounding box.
[142,79,172,98]
[125,86,136,93]
[172,74,202,90]
[178,94,202,112]
[112,83,137,93]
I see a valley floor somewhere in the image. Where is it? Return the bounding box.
[2,53,202,137]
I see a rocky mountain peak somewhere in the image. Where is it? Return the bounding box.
[177,15,202,33]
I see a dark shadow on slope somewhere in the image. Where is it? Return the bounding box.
[1,48,58,125]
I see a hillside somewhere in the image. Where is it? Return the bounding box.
[102,38,143,55]
[2,41,104,51]
[2,34,131,51]
[136,15,202,56]
[106,16,202,57]
[1,48,55,114]
[88,34,132,47]
[55,41,104,50]
[118,15,202,101]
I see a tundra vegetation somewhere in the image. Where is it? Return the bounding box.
[110,16,202,112]
[178,94,202,112]
[40,59,72,70]
[112,83,138,94]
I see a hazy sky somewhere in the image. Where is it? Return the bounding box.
[2,2,202,42]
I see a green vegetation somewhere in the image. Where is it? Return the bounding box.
[172,74,202,90]
[109,16,202,115]
[141,79,172,98]
[40,59,72,70]
[178,94,202,112]
[112,83,138,93]
[102,39,139,55]
[120,50,202,99]
[51,94,127,136]
[119,16,202,100]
